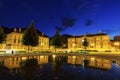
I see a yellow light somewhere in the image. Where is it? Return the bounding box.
[72,56,76,59]
[73,44,76,46]
[22,57,27,60]
[52,55,56,58]
[40,56,44,58]
[90,57,95,61]
[114,42,119,45]
[91,43,94,46]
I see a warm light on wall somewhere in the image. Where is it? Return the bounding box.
[90,43,94,46]
[22,57,27,60]
[72,56,76,59]
[90,57,95,61]
[41,43,44,45]
[114,42,119,45]
[73,44,76,47]
[40,56,44,58]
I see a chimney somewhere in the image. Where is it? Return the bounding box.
[14,28,17,32]
[19,28,21,32]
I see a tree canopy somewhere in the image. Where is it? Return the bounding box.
[22,21,39,51]
[50,28,63,48]
[0,27,6,44]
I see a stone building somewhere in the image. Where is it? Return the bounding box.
[68,32,111,52]
[110,36,120,52]
[0,27,49,54]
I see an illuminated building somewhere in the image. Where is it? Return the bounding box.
[68,32,111,52]
[0,27,120,53]
[0,28,49,53]
[110,36,120,52]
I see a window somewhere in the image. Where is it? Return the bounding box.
[18,36,20,39]
[18,39,20,44]
[0,45,2,49]
[14,36,16,38]
[14,39,16,43]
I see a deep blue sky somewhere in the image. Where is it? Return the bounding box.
[0,0,120,39]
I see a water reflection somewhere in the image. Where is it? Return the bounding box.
[67,56,112,70]
[0,55,120,80]
[2,55,48,69]
[20,58,38,80]
[116,60,120,67]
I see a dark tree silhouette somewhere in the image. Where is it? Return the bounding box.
[50,27,63,53]
[22,21,39,53]
[0,27,6,44]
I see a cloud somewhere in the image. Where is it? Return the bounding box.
[61,17,76,27]
[52,0,102,31]
[85,19,93,26]
[56,17,76,32]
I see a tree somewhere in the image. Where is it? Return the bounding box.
[50,27,63,53]
[82,37,88,53]
[0,27,6,44]
[61,34,73,48]
[22,21,39,53]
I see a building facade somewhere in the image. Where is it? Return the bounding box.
[68,33,111,52]
[1,27,120,53]
[0,28,49,54]
[110,36,120,52]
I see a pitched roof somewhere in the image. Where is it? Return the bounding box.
[1,26,49,37]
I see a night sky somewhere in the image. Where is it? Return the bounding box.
[0,0,120,39]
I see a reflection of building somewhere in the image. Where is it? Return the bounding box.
[67,56,112,70]
[88,57,112,69]
[68,32,111,52]
[67,56,83,65]
[0,28,49,53]
[2,55,48,68]
[115,60,120,66]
